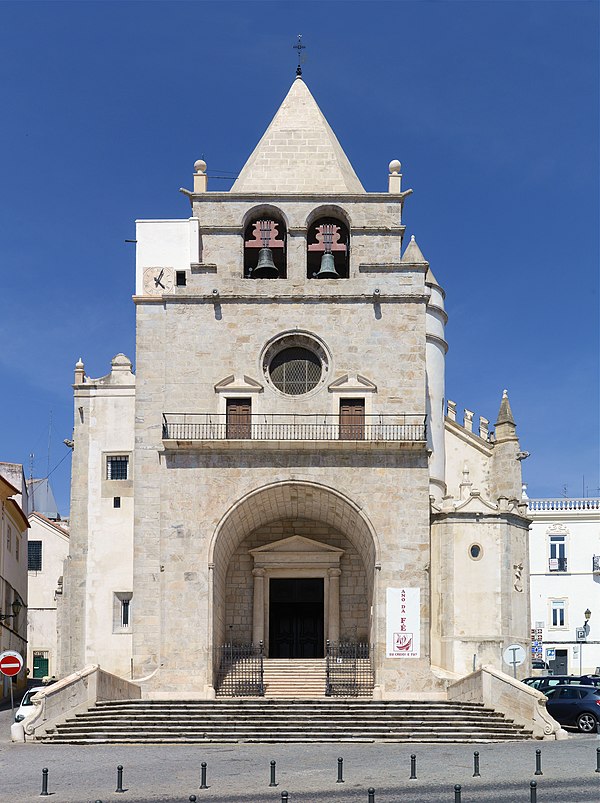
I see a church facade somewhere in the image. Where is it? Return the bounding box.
[58,77,532,699]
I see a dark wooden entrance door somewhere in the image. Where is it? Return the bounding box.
[269,578,324,658]
[339,398,365,440]
[226,398,251,439]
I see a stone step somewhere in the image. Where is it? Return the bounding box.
[43,698,530,744]
[51,722,526,733]
[94,700,488,711]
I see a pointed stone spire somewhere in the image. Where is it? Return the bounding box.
[401,234,428,265]
[231,78,364,194]
[495,389,517,442]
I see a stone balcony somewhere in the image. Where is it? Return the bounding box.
[161,413,427,452]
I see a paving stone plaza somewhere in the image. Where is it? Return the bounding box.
[1,705,598,803]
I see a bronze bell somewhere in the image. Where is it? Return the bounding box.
[315,251,340,279]
[252,247,278,278]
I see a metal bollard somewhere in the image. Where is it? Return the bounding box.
[190,797,197,802]
[530,780,537,803]
[473,750,480,777]
[368,788,375,803]
[454,784,462,803]
[596,747,600,773]
[270,760,277,787]
[116,765,124,793]
[40,767,49,796]
[534,748,543,775]
[410,753,417,780]
[281,792,289,803]
[337,757,344,783]
[200,762,208,789]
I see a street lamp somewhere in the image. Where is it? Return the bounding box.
[0,597,22,622]
[580,609,592,675]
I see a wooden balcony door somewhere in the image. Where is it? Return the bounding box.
[339,398,365,440]
[226,398,252,439]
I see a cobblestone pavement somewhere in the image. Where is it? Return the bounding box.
[2,706,599,802]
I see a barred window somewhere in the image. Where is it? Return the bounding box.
[113,592,133,632]
[269,347,322,395]
[28,540,43,571]
[107,455,129,480]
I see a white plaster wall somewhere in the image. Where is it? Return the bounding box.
[135,219,200,294]
[444,422,493,501]
[84,389,135,675]
[26,515,69,677]
[529,507,600,674]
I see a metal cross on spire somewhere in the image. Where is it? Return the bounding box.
[293,33,306,76]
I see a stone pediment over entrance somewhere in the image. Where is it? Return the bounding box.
[250,535,344,569]
[214,374,264,393]
[328,373,377,393]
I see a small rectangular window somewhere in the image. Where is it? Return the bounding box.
[6,524,12,552]
[176,270,187,286]
[113,592,132,632]
[107,455,129,480]
[113,497,121,508]
[28,541,43,571]
[15,536,19,562]
[551,600,566,627]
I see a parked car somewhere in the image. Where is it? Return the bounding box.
[544,685,600,732]
[14,687,44,723]
[522,675,600,693]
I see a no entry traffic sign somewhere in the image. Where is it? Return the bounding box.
[0,650,23,677]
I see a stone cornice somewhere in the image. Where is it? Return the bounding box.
[426,333,449,353]
[431,509,532,528]
[188,191,411,203]
[445,416,492,456]
[133,292,429,305]
[358,263,426,274]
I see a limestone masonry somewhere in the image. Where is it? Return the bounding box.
[58,76,531,699]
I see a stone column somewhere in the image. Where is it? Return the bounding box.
[328,568,341,643]
[252,568,266,646]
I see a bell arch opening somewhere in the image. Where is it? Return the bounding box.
[209,482,379,666]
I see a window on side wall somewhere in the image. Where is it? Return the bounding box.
[107,455,129,480]
[28,540,42,571]
[548,534,567,572]
[113,592,132,632]
[550,599,566,628]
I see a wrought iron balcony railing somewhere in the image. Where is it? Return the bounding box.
[548,557,568,572]
[162,413,427,443]
[593,556,600,574]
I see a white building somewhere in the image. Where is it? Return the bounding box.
[27,512,69,680]
[0,463,29,701]
[528,496,600,675]
[58,76,533,699]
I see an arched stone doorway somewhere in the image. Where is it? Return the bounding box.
[209,482,379,673]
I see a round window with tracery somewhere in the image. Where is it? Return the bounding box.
[262,333,330,397]
[269,347,322,395]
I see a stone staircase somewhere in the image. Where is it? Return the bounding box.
[40,699,533,744]
[262,658,328,697]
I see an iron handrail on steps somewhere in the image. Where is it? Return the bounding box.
[215,641,265,697]
[325,640,374,697]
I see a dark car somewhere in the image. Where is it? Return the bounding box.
[522,675,600,693]
[544,685,600,732]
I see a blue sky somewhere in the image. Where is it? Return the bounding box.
[1,1,598,515]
